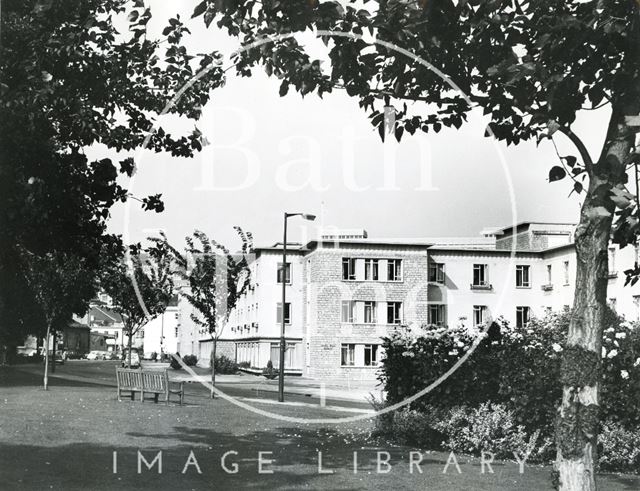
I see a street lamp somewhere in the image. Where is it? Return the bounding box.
[279,212,316,402]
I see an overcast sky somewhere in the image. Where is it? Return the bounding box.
[102,1,609,251]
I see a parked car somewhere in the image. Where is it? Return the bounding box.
[85,351,107,361]
[121,348,141,369]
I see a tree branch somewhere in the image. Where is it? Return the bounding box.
[558,126,594,172]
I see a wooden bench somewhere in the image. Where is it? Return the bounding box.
[116,368,184,405]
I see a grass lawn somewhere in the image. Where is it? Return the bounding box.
[0,367,638,490]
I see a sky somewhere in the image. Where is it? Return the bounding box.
[102,1,610,251]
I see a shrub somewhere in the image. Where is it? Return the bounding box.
[183,354,198,366]
[434,403,534,459]
[170,353,182,370]
[213,355,238,374]
[380,307,640,443]
[238,361,251,369]
[598,421,640,473]
[262,360,277,379]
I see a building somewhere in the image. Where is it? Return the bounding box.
[141,296,180,358]
[175,222,640,380]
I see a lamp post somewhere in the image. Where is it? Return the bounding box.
[279,212,316,402]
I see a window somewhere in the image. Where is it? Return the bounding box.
[428,304,446,326]
[364,345,379,366]
[364,259,379,281]
[276,302,291,324]
[516,306,531,328]
[277,262,291,283]
[341,300,355,323]
[473,264,488,286]
[387,259,402,281]
[473,305,487,326]
[387,302,403,324]
[341,344,355,366]
[428,262,445,283]
[342,258,356,280]
[564,261,570,285]
[547,264,552,284]
[516,265,530,288]
[364,301,377,324]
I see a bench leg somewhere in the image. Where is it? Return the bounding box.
[117,389,121,402]
[154,393,159,404]
[130,391,134,401]
[141,390,144,403]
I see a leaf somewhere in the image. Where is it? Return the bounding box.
[192,1,207,18]
[573,182,583,194]
[548,166,566,182]
[204,10,215,27]
[564,156,577,167]
[279,81,289,97]
[127,10,139,23]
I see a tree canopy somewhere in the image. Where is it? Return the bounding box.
[0,0,224,343]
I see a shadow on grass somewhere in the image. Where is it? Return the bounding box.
[0,365,109,388]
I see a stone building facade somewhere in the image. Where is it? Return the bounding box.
[174,222,640,380]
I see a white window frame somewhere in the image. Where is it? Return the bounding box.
[429,262,445,284]
[473,264,488,286]
[516,265,531,288]
[386,302,403,324]
[516,306,530,328]
[342,258,356,281]
[364,259,379,281]
[277,262,292,284]
[387,259,403,282]
[428,304,446,326]
[276,302,291,325]
[341,344,355,366]
[341,300,355,323]
[364,301,377,324]
[364,344,379,366]
[473,305,487,326]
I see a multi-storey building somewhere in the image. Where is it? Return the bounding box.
[175,222,640,380]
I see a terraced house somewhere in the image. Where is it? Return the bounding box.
[176,222,640,381]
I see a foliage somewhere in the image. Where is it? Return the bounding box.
[183,354,198,367]
[380,308,640,441]
[598,420,640,473]
[237,361,251,369]
[160,228,253,341]
[0,0,223,347]
[262,360,277,380]
[433,403,539,460]
[213,355,238,374]
[100,241,174,360]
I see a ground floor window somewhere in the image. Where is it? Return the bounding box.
[473,305,487,326]
[341,343,382,367]
[364,344,379,366]
[270,342,300,369]
[428,304,446,326]
[341,344,355,366]
[516,306,531,328]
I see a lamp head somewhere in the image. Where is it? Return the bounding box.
[301,214,316,221]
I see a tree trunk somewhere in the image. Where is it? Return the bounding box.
[51,330,56,373]
[210,335,217,399]
[43,322,51,390]
[555,115,637,489]
[127,330,133,368]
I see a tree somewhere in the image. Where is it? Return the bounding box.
[191,2,640,488]
[101,241,174,368]
[160,228,252,398]
[20,249,95,389]
[0,0,224,349]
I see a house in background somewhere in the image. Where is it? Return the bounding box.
[141,296,180,358]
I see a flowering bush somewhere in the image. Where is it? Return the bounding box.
[379,307,640,470]
[434,403,533,459]
[598,420,640,473]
